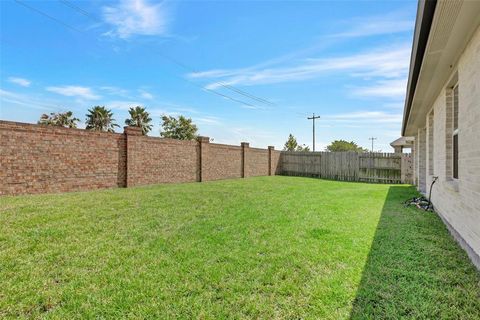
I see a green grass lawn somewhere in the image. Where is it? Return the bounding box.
[1,176,479,319]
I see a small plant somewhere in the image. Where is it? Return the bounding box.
[85,106,119,133]
[38,111,79,128]
[125,106,153,135]
[283,134,310,151]
[160,115,198,140]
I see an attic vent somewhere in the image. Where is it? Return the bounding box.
[428,0,462,54]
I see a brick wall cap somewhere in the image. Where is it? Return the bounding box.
[0,120,122,137]
[241,142,250,147]
[124,126,143,135]
[197,136,210,143]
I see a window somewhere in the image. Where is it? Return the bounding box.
[452,84,459,179]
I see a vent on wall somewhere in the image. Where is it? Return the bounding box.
[428,0,462,54]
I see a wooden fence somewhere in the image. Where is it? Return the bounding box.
[279,151,412,184]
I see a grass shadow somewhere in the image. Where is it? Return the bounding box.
[349,185,480,319]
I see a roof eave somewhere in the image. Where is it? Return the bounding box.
[402,0,437,136]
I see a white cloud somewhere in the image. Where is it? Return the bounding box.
[168,106,199,114]
[46,86,100,100]
[323,111,402,124]
[0,89,57,110]
[195,116,221,125]
[107,100,143,111]
[353,79,407,98]
[107,99,203,120]
[382,102,405,109]
[189,43,411,90]
[100,86,130,97]
[330,11,414,38]
[185,11,413,103]
[102,0,169,39]
[8,77,31,87]
[139,90,154,100]
[202,124,278,148]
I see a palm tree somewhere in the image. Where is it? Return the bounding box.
[38,111,79,128]
[125,106,153,135]
[85,106,119,132]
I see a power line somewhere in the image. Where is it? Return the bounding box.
[217,83,275,106]
[307,113,321,152]
[199,85,259,109]
[57,0,275,107]
[14,0,264,110]
[58,0,98,21]
[15,0,83,33]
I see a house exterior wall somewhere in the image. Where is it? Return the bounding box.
[401,154,413,184]
[414,26,480,267]
[417,127,427,193]
[412,136,417,186]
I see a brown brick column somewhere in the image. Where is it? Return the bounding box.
[241,142,249,178]
[124,126,142,187]
[197,136,210,182]
[268,146,275,176]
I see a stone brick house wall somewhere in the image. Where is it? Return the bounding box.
[410,25,480,268]
[0,121,280,196]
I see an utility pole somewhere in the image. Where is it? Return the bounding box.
[369,137,377,152]
[307,113,321,152]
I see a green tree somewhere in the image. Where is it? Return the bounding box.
[325,140,367,152]
[125,106,153,135]
[299,145,310,152]
[283,134,310,151]
[38,111,79,128]
[160,115,198,140]
[283,134,298,151]
[85,106,119,133]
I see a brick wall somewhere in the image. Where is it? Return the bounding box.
[270,149,282,175]
[203,143,242,181]
[0,120,280,195]
[247,147,269,177]
[0,121,126,195]
[125,127,200,187]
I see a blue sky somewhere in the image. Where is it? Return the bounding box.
[0,0,417,151]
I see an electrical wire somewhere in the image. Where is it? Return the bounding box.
[57,0,276,107]
[13,0,265,109]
